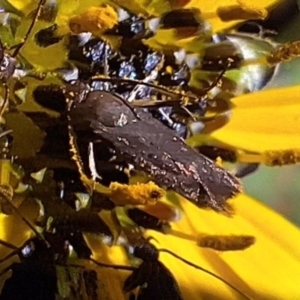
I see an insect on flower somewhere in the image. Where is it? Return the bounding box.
[33,79,241,213]
[120,238,252,300]
[0,238,57,300]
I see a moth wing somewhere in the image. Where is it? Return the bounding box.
[91,113,240,212]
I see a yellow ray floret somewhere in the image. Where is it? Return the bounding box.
[216,1,268,22]
[1,193,300,299]
[197,85,300,154]
[68,6,118,35]
[144,193,300,299]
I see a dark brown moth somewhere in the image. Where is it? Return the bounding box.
[65,81,241,213]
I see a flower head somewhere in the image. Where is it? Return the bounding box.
[1,0,300,299]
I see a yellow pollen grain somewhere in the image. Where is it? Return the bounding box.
[109,181,165,206]
[267,41,300,65]
[217,1,268,22]
[69,6,118,35]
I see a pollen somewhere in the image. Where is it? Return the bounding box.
[217,1,268,22]
[165,65,174,74]
[197,234,256,251]
[69,6,118,35]
[109,181,165,206]
[267,41,300,65]
[264,149,300,166]
[215,156,223,167]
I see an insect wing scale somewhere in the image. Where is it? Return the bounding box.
[68,88,241,212]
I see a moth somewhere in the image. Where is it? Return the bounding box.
[63,81,241,213]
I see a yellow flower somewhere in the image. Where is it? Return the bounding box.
[188,84,300,166]
[142,0,281,51]
[184,0,279,32]
[1,0,300,299]
[68,6,118,35]
[2,193,300,299]
[143,193,300,299]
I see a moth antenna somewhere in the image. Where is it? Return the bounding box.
[159,248,251,300]
[89,76,197,102]
[0,236,35,265]
[12,0,46,58]
[90,257,135,271]
[0,239,18,250]
[0,248,20,264]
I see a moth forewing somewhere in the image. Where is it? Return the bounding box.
[68,89,241,213]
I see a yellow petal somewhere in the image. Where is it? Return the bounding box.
[144,193,300,299]
[4,0,36,14]
[0,199,39,290]
[84,237,129,300]
[201,85,300,153]
[68,6,118,35]
[185,0,281,32]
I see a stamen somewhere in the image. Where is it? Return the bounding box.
[264,149,300,166]
[197,234,256,251]
[216,1,268,22]
[238,149,300,166]
[109,181,165,206]
[240,41,300,67]
[267,41,300,65]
